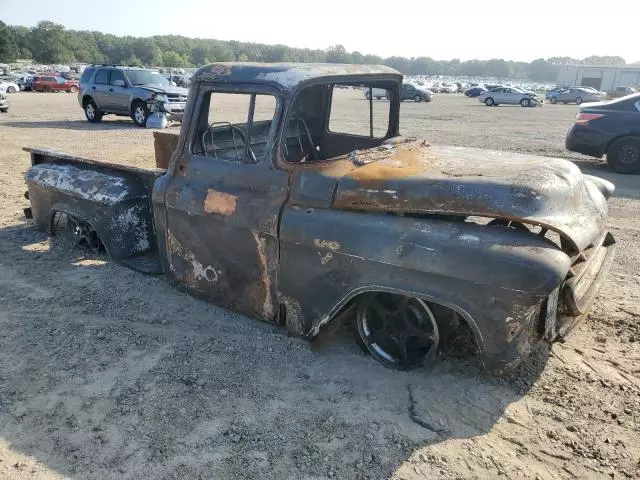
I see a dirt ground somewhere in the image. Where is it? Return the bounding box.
[1,91,639,480]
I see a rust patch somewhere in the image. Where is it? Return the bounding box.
[153,131,179,169]
[313,239,341,251]
[251,231,274,318]
[204,189,237,216]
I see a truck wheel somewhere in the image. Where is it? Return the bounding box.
[550,97,557,104]
[607,137,640,174]
[132,100,150,127]
[355,292,439,370]
[520,98,530,107]
[84,99,103,123]
[485,97,494,106]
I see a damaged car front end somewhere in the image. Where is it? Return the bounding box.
[146,92,187,128]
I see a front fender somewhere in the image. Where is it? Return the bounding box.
[278,207,571,364]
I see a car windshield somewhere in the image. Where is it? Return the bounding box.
[124,70,169,87]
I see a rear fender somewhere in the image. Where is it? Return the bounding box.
[25,162,156,260]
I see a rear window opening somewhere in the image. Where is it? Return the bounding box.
[283,82,396,164]
[328,85,390,138]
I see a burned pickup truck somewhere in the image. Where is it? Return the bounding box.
[23,63,616,373]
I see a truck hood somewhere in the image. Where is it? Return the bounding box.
[138,84,189,95]
[330,141,612,252]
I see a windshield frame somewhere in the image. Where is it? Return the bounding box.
[124,69,170,87]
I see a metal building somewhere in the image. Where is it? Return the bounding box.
[557,65,640,91]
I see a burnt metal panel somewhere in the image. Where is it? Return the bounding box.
[24,148,164,193]
[25,161,159,266]
[278,206,564,370]
[160,152,289,322]
[191,63,402,92]
[326,141,611,253]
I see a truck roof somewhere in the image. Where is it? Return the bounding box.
[191,62,402,91]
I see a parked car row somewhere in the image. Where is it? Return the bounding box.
[362,82,433,102]
[546,85,637,103]
[1,75,78,93]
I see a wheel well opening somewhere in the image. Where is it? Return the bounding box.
[312,291,481,364]
[50,210,105,251]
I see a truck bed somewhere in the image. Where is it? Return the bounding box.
[23,147,166,273]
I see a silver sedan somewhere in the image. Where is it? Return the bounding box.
[479,87,542,107]
[549,88,606,105]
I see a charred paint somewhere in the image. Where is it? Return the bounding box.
[167,230,220,284]
[26,163,130,205]
[203,189,237,216]
[21,63,617,375]
[330,143,611,253]
[190,62,401,91]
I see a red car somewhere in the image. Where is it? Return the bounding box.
[31,76,79,93]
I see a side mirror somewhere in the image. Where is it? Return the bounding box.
[113,80,126,87]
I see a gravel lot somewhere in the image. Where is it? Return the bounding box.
[1,91,639,480]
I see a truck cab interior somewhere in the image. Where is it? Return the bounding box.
[192,80,399,166]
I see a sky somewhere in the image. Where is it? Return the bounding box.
[2,0,638,63]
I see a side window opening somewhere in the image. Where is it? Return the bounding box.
[193,91,277,163]
[328,84,390,138]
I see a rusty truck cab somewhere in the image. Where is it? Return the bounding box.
[152,63,405,323]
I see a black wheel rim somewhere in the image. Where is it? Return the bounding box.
[357,293,439,369]
[619,144,640,166]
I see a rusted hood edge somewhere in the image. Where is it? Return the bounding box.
[329,144,611,252]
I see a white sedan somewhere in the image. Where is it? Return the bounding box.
[0,81,20,93]
[479,86,543,107]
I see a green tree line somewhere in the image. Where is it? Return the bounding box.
[0,20,629,82]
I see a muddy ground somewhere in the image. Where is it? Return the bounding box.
[0,91,639,480]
